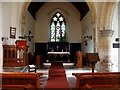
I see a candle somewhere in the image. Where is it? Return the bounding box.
[46,43,48,51]
[69,43,70,52]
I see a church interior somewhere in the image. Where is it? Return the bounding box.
[0,0,120,89]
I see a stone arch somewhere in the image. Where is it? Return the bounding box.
[20,2,111,54]
[20,2,97,43]
[100,2,116,30]
[19,1,31,35]
[20,0,97,52]
[85,2,116,53]
[20,2,115,34]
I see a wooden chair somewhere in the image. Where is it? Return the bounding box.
[76,50,82,68]
[27,53,38,73]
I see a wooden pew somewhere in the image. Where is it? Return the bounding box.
[1,72,41,90]
[73,72,120,89]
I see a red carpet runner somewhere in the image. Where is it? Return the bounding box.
[45,63,69,90]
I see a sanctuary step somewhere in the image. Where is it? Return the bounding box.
[3,66,27,72]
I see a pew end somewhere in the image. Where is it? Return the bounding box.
[1,72,42,90]
[73,72,120,89]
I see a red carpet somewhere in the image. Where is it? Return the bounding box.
[45,63,69,90]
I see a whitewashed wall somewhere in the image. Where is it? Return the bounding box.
[1,2,23,71]
[2,2,35,53]
[24,10,35,53]
[34,2,81,43]
[81,11,94,53]
[118,1,120,72]
[0,2,3,72]
[2,2,23,45]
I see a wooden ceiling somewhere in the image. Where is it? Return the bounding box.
[28,2,89,21]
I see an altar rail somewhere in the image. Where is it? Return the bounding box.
[73,72,120,89]
[1,72,40,89]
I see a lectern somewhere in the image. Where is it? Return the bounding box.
[86,53,100,73]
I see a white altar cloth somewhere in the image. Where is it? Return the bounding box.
[47,52,70,55]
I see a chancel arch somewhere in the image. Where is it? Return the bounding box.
[20,2,96,42]
[19,1,117,71]
[19,1,96,65]
[19,1,31,36]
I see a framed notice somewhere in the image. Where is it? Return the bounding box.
[10,27,16,39]
[113,43,120,48]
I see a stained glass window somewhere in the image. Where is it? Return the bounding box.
[50,12,66,42]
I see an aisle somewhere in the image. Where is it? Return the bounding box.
[44,63,69,89]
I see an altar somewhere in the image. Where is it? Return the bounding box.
[35,42,81,64]
[47,52,70,62]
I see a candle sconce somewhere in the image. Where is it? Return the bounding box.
[19,31,33,41]
[83,35,92,46]
[1,37,8,41]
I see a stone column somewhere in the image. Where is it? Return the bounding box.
[95,31,117,72]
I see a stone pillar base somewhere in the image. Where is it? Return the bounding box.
[95,59,113,72]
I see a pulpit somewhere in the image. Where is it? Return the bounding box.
[3,40,27,67]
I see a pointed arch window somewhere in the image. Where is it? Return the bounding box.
[50,12,66,42]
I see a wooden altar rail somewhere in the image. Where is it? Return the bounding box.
[73,72,120,89]
[1,72,41,90]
